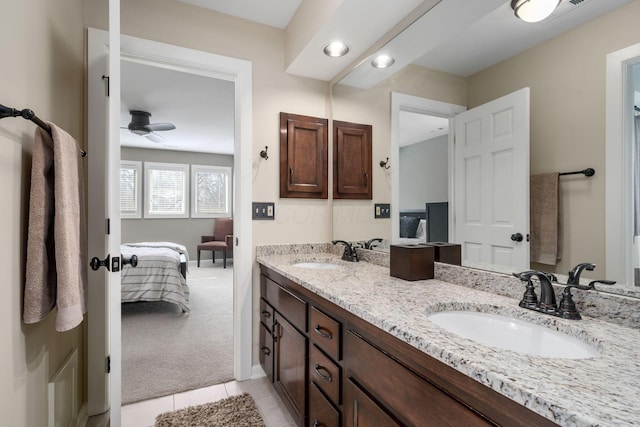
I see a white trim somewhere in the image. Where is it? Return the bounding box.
[390,92,466,244]
[605,42,640,286]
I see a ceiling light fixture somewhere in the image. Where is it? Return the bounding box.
[511,0,561,23]
[323,41,349,58]
[371,54,395,69]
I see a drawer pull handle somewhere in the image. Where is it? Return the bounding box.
[314,325,333,340]
[314,364,332,382]
[260,346,271,356]
[261,310,271,319]
[313,420,324,427]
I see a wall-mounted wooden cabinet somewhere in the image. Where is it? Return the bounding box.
[333,120,372,200]
[280,112,328,199]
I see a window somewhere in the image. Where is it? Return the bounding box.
[120,161,142,218]
[144,162,189,218]
[191,165,231,218]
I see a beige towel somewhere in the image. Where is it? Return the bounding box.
[530,172,561,265]
[24,124,87,332]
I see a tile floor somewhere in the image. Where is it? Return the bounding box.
[121,376,296,427]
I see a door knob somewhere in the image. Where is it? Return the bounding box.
[511,233,524,242]
[122,254,138,268]
[90,255,111,271]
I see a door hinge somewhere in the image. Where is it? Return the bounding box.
[106,218,110,235]
[106,356,111,373]
[102,75,110,97]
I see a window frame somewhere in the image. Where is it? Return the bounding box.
[190,164,232,218]
[120,160,142,219]
[144,161,190,219]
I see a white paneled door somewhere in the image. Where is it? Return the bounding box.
[454,87,530,272]
[87,3,122,422]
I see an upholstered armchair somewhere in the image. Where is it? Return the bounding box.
[197,217,233,268]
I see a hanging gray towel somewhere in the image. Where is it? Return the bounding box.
[530,172,561,265]
[24,124,87,332]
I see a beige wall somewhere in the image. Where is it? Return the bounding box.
[331,64,467,240]
[467,0,640,277]
[0,0,86,425]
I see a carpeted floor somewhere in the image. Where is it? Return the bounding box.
[154,393,265,427]
[122,262,234,404]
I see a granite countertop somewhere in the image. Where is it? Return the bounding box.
[256,251,640,427]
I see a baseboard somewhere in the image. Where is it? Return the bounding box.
[251,364,267,379]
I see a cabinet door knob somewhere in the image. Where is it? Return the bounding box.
[260,346,271,356]
[261,310,271,319]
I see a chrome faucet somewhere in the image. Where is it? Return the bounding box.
[332,240,359,262]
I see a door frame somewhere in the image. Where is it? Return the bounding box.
[390,92,466,244]
[605,42,640,286]
[88,31,253,413]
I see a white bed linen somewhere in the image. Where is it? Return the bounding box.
[120,242,190,312]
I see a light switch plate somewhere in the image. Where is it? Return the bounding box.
[375,203,391,219]
[253,202,275,220]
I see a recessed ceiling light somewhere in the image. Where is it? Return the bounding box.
[323,41,349,58]
[371,54,395,69]
[511,0,560,23]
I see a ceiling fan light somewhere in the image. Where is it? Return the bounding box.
[371,54,395,69]
[511,0,560,23]
[323,41,349,57]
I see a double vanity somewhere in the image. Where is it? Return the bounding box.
[256,243,640,426]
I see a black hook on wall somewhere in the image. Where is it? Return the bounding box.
[379,157,390,169]
[260,146,269,160]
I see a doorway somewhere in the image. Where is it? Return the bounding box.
[119,58,236,404]
[87,29,253,416]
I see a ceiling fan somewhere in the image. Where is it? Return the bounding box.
[125,110,176,142]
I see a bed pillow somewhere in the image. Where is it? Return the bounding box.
[399,216,421,238]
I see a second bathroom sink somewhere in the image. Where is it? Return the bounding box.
[428,311,599,359]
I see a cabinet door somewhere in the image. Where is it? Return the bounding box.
[333,120,372,199]
[345,379,400,427]
[280,112,328,199]
[274,313,308,426]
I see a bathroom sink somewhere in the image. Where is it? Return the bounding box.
[428,311,599,359]
[291,262,342,270]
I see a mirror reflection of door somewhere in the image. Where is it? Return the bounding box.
[632,62,640,286]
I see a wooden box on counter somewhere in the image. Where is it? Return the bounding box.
[426,242,461,266]
[390,244,434,281]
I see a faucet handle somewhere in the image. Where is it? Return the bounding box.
[587,279,616,290]
[558,286,581,320]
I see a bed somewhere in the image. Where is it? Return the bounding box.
[120,242,190,312]
[399,203,449,245]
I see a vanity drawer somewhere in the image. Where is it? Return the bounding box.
[260,298,274,327]
[309,381,340,427]
[263,275,307,332]
[309,344,341,405]
[310,306,341,361]
[345,330,492,426]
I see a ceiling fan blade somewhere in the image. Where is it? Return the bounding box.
[144,132,166,143]
[145,123,176,132]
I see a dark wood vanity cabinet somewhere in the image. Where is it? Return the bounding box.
[280,112,329,199]
[259,265,557,427]
[333,120,372,200]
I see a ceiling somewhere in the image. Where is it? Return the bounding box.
[121,0,634,154]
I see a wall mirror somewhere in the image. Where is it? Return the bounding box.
[330,0,640,298]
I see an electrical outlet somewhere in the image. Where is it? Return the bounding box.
[375,203,391,219]
[252,202,275,220]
